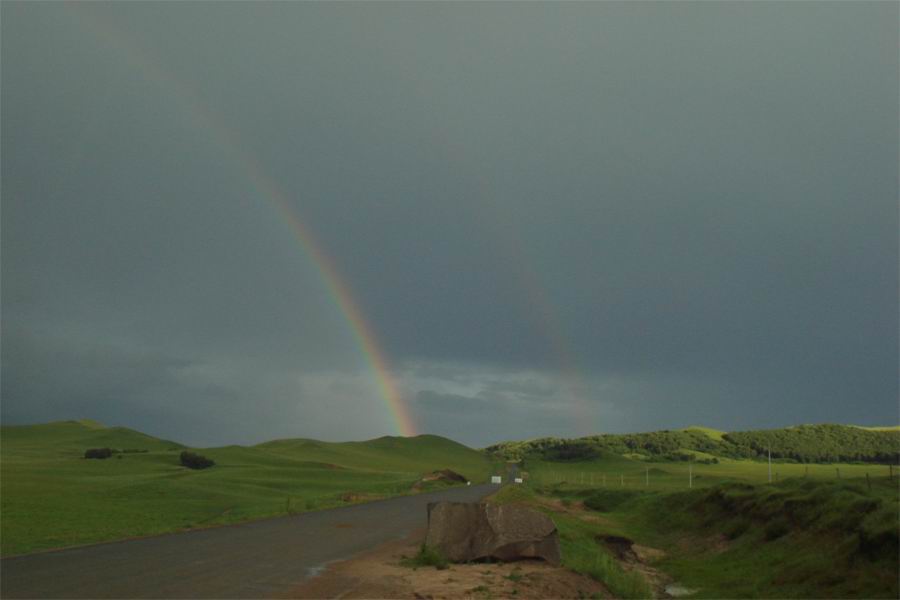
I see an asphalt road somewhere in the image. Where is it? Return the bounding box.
[1,484,497,599]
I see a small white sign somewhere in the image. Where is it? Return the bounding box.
[514,478,523,484]
[491,476,502,484]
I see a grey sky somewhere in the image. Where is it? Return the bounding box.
[2,2,897,447]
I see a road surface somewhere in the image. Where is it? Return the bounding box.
[1,484,497,599]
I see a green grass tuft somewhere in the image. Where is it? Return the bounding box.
[401,544,449,570]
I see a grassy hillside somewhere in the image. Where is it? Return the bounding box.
[488,423,900,464]
[0,421,493,556]
[595,479,899,598]
[683,425,726,440]
[488,474,898,599]
[1,420,183,456]
[256,433,490,476]
[522,452,893,491]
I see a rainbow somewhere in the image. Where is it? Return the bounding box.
[64,6,417,437]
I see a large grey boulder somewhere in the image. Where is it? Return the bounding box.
[424,501,561,565]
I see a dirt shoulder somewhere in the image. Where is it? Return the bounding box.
[286,528,613,600]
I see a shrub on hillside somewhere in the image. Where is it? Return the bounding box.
[84,447,113,459]
[180,451,215,470]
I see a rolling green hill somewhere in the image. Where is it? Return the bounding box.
[1,420,184,457]
[256,433,490,476]
[0,421,493,556]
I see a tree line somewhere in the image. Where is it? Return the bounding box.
[485,424,899,464]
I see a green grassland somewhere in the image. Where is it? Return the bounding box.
[522,452,894,492]
[496,443,898,598]
[4,417,898,599]
[1,421,494,556]
[496,466,898,598]
[564,478,900,599]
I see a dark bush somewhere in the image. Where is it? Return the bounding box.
[584,489,645,512]
[180,451,215,470]
[84,447,113,459]
[764,518,791,541]
[724,517,752,540]
[545,442,599,461]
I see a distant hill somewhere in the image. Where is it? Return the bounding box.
[0,420,184,457]
[255,433,491,479]
[486,424,900,464]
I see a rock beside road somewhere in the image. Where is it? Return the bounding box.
[424,501,561,565]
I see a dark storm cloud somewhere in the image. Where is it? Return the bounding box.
[2,2,897,446]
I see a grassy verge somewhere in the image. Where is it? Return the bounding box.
[554,512,654,599]
[518,474,899,598]
[487,485,653,599]
[599,478,899,599]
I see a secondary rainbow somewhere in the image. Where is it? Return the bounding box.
[65,6,417,437]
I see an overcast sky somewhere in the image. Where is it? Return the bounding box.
[2,2,897,448]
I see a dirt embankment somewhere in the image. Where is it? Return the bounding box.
[286,529,612,600]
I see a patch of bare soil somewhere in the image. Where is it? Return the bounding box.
[286,530,612,599]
